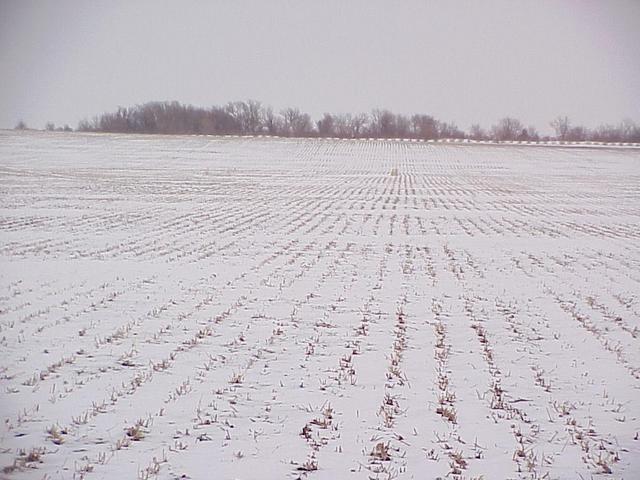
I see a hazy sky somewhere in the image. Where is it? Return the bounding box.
[1,0,639,133]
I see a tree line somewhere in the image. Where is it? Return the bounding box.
[17,100,640,143]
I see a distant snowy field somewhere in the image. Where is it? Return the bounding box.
[1,131,639,479]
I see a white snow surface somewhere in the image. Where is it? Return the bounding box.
[0,131,639,479]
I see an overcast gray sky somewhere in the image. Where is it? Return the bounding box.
[1,0,638,133]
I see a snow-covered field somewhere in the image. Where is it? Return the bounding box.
[1,130,639,479]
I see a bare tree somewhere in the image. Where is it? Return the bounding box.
[566,125,588,141]
[317,113,335,137]
[14,120,28,130]
[349,113,368,138]
[281,107,313,137]
[438,121,464,139]
[550,116,571,140]
[97,106,131,133]
[395,114,411,138]
[491,117,524,141]
[333,114,351,137]
[619,119,640,142]
[244,99,264,134]
[412,115,439,139]
[469,123,486,140]
[224,100,264,134]
[370,109,397,137]
[591,124,623,143]
[263,107,282,135]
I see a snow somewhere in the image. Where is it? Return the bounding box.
[0,130,639,479]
